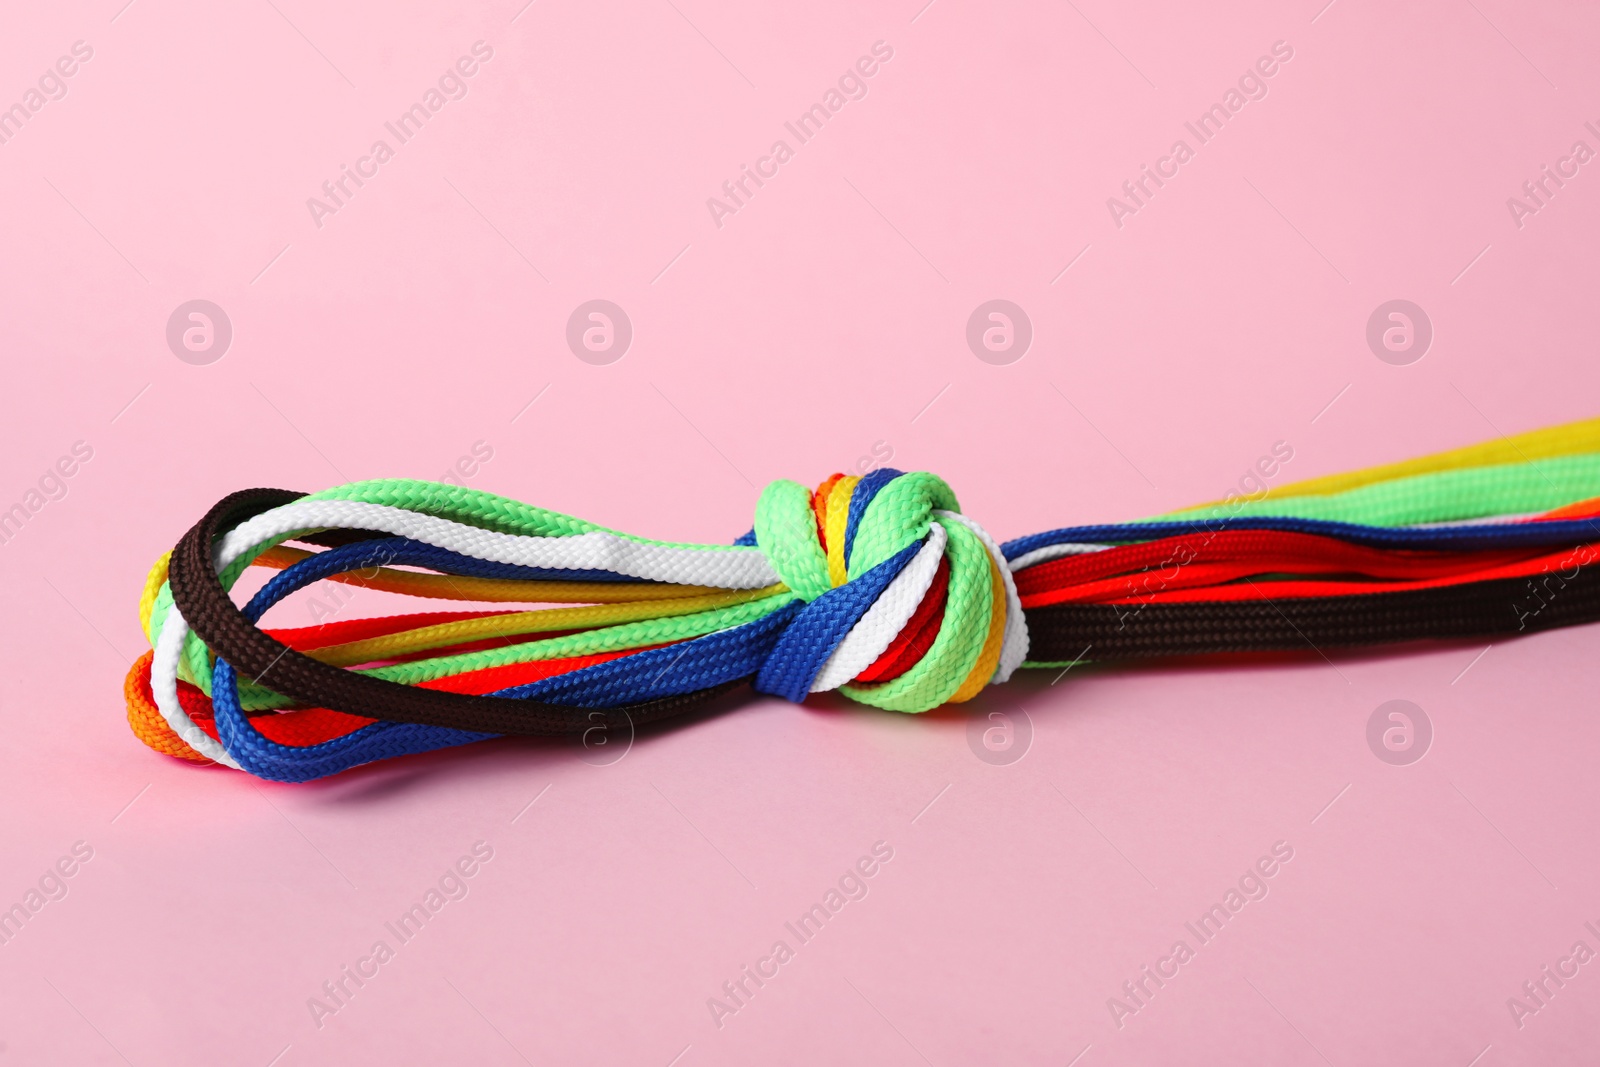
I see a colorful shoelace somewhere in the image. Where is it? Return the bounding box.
[127,416,1600,782]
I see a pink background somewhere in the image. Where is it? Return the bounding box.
[2,0,1599,1062]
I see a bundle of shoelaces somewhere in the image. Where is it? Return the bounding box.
[128,417,1600,781]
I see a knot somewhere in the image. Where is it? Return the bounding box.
[752,470,1027,711]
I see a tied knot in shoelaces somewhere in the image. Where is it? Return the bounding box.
[749,469,1028,711]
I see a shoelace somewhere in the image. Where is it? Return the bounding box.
[126,415,1600,782]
